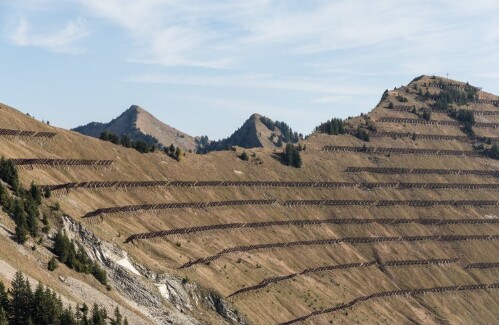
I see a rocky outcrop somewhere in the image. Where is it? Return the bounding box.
[61,216,245,325]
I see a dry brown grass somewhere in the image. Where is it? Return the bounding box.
[0,75,498,324]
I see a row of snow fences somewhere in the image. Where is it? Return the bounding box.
[82,199,278,218]
[0,128,57,138]
[280,283,499,325]
[427,83,476,90]
[85,199,499,219]
[11,158,114,166]
[347,130,470,141]
[283,199,499,207]
[178,235,499,269]
[464,262,499,269]
[322,145,482,156]
[40,181,499,193]
[345,130,499,143]
[228,258,461,297]
[471,99,499,105]
[391,105,416,112]
[390,105,499,116]
[345,167,499,177]
[124,218,499,242]
[378,117,499,128]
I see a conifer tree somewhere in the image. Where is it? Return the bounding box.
[0,183,10,209]
[112,307,123,325]
[283,144,294,166]
[80,303,90,325]
[54,230,71,263]
[48,257,58,271]
[0,157,20,192]
[44,187,51,199]
[120,135,131,148]
[29,183,42,205]
[1,274,118,325]
[168,144,175,155]
[0,306,7,325]
[0,282,7,312]
[13,199,29,244]
[60,306,76,325]
[24,198,39,237]
[291,149,302,168]
[91,303,106,325]
[10,271,32,325]
[489,143,499,160]
[240,151,249,161]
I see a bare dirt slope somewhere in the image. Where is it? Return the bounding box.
[1,75,498,325]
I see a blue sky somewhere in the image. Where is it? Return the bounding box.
[0,0,498,140]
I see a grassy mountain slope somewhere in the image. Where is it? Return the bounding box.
[1,75,498,324]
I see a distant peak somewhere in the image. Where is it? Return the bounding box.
[127,105,145,114]
[249,113,262,119]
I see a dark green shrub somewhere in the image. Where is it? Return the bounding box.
[240,152,249,161]
[48,257,58,271]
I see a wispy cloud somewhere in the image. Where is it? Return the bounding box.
[126,73,378,95]
[311,96,352,104]
[74,0,251,68]
[8,16,88,54]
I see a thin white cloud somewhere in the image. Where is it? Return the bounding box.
[126,73,378,95]
[311,96,352,104]
[74,0,251,68]
[8,17,88,54]
[68,0,498,75]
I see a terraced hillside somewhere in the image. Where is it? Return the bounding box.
[1,75,498,324]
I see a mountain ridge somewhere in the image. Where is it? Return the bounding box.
[201,113,301,152]
[73,105,197,151]
[1,75,499,325]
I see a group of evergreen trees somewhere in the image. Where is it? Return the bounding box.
[164,144,182,162]
[355,127,370,142]
[396,95,408,102]
[429,83,478,110]
[0,158,19,193]
[202,116,301,153]
[282,144,302,168]
[450,109,475,135]
[99,131,157,154]
[315,118,345,135]
[453,109,475,124]
[259,117,301,144]
[0,272,127,325]
[195,135,210,152]
[422,110,432,121]
[487,143,499,160]
[274,120,301,144]
[0,157,47,243]
[52,231,108,286]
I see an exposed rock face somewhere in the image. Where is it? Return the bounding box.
[61,216,245,325]
[73,105,197,151]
